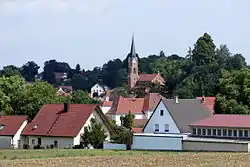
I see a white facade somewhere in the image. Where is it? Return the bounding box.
[0,120,28,149]
[100,106,112,115]
[133,133,186,151]
[143,101,180,133]
[91,84,108,98]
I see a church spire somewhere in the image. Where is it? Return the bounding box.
[130,34,136,58]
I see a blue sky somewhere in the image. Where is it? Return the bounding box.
[0,0,249,70]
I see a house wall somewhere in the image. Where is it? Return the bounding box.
[0,136,12,149]
[145,110,153,119]
[103,143,127,150]
[143,101,180,133]
[132,135,182,150]
[91,84,105,97]
[26,136,74,149]
[100,106,111,115]
[13,120,28,149]
[114,114,144,126]
[183,140,249,152]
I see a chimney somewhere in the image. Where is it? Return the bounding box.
[175,96,179,104]
[64,103,69,112]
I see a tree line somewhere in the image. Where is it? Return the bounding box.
[0,32,249,115]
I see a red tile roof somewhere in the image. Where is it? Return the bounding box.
[143,93,162,111]
[132,128,142,133]
[190,114,250,128]
[102,101,113,107]
[139,74,158,82]
[197,97,215,113]
[22,104,98,137]
[134,119,148,128]
[0,116,28,136]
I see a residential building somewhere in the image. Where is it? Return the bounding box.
[0,116,28,149]
[196,96,215,113]
[56,85,73,96]
[21,103,113,149]
[127,36,165,89]
[54,72,68,82]
[132,97,212,151]
[100,101,113,115]
[90,83,110,98]
[106,93,162,126]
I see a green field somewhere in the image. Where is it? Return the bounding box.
[0,149,249,167]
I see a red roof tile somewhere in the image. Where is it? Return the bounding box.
[134,119,148,128]
[0,116,28,136]
[197,97,215,113]
[132,128,143,133]
[102,101,113,107]
[143,93,162,111]
[22,104,98,137]
[190,114,250,128]
[139,74,158,82]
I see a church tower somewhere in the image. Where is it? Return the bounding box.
[128,35,139,89]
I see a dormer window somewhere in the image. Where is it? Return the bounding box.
[0,124,5,131]
[160,110,164,116]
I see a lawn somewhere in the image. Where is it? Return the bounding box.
[0,149,249,167]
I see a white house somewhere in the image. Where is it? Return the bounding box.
[0,115,28,149]
[132,97,212,151]
[90,83,109,98]
[100,101,113,115]
[21,103,113,149]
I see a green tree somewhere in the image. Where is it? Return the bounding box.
[71,90,98,104]
[0,65,21,77]
[214,68,250,114]
[120,111,135,130]
[81,118,107,148]
[20,61,40,81]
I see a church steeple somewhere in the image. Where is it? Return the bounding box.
[130,35,136,58]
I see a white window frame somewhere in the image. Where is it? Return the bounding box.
[154,124,159,132]
[164,124,169,132]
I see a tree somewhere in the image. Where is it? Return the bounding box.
[120,111,135,130]
[20,61,40,81]
[75,64,81,74]
[214,68,250,114]
[71,90,98,104]
[0,65,21,77]
[81,118,107,148]
[159,50,166,57]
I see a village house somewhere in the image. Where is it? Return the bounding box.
[56,85,73,96]
[196,96,215,113]
[0,115,28,149]
[106,93,162,126]
[21,103,113,149]
[90,83,110,98]
[127,36,165,89]
[132,97,212,150]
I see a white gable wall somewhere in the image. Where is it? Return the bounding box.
[13,120,28,149]
[91,84,105,98]
[100,106,111,115]
[143,101,180,133]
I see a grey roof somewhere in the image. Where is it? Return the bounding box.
[130,35,136,58]
[162,99,212,133]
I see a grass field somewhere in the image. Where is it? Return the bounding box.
[0,149,249,167]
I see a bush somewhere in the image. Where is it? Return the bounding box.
[73,144,83,149]
[23,144,30,149]
[50,144,54,149]
[33,145,41,149]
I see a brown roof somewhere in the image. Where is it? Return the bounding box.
[132,128,143,133]
[101,101,113,107]
[107,93,162,115]
[138,74,158,82]
[22,104,101,137]
[134,119,148,128]
[0,116,28,136]
[190,114,250,128]
[196,97,215,113]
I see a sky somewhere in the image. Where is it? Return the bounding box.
[0,0,250,71]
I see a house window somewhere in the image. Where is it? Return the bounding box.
[197,128,201,135]
[154,124,159,132]
[160,110,164,116]
[233,130,237,137]
[38,138,42,145]
[32,139,35,145]
[223,129,227,137]
[239,130,243,137]
[0,125,4,131]
[244,130,248,137]
[212,129,216,136]
[228,130,232,137]
[202,129,206,136]
[217,129,221,136]
[193,128,196,135]
[54,140,58,148]
[207,129,211,136]
[133,68,136,73]
[164,124,169,132]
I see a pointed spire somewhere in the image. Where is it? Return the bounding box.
[130,34,136,58]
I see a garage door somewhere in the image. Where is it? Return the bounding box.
[132,135,182,151]
[0,136,12,149]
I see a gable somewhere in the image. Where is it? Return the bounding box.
[143,100,180,133]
